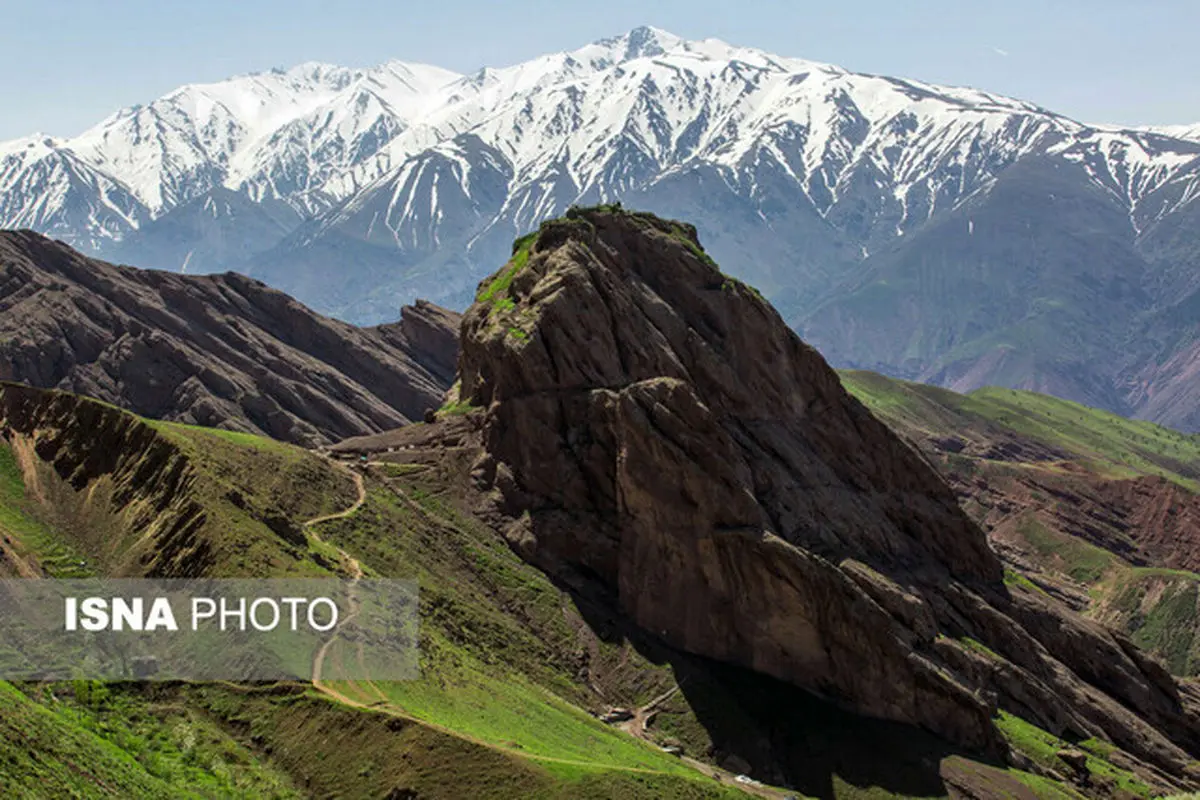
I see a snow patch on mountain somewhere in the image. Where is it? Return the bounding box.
[1143,123,1200,143]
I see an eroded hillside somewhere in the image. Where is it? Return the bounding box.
[842,371,1200,680]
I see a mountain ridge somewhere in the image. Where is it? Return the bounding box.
[4,27,1200,430]
[0,229,459,446]
[8,26,1196,258]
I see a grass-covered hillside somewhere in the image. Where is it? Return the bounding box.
[0,379,1121,798]
[841,371,1200,489]
[842,371,1200,679]
[0,383,756,798]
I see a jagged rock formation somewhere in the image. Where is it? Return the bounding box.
[0,231,459,446]
[377,299,461,388]
[455,207,1200,790]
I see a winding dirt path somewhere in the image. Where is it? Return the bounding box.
[305,464,366,691]
[305,469,366,528]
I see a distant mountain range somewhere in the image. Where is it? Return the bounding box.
[3,26,1198,430]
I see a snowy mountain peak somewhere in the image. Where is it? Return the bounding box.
[0,134,64,158]
[375,60,463,91]
[595,25,684,61]
[269,61,360,90]
[1144,123,1200,143]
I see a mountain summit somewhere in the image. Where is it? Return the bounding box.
[589,25,684,62]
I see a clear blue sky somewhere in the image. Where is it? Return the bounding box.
[3,0,1198,140]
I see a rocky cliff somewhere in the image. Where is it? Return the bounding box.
[0,230,459,446]
[454,207,1200,790]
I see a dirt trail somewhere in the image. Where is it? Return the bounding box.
[619,683,681,738]
[305,462,367,693]
[305,469,366,528]
[309,579,364,686]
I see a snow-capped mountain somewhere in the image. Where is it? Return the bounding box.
[60,60,465,217]
[6,27,1198,271]
[0,135,149,249]
[1145,123,1200,142]
[4,27,1200,429]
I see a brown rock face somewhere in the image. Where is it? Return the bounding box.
[379,299,460,388]
[0,230,460,447]
[458,208,1200,785]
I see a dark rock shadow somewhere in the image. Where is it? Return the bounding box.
[565,584,994,799]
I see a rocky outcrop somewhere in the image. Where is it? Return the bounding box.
[0,230,460,447]
[456,207,1200,787]
[375,299,461,388]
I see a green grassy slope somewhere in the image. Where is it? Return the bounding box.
[0,383,1110,798]
[963,387,1200,487]
[0,389,746,798]
[1093,569,1200,676]
[841,371,1200,489]
[192,684,738,800]
[993,711,1151,798]
[0,681,302,798]
[842,370,1200,681]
